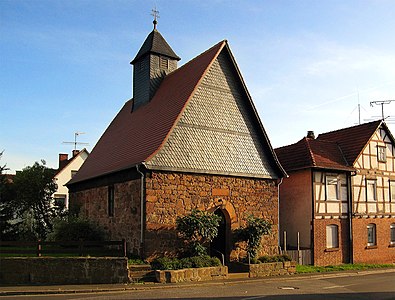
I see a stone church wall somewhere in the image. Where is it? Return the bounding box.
[144,171,279,261]
[69,179,142,256]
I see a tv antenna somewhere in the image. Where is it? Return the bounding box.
[370,100,395,120]
[62,132,89,150]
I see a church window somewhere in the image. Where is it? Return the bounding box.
[108,185,115,217]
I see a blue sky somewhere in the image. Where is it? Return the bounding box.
[1,0,395,173]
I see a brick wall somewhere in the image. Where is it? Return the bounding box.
[145,171,279,261]
[313,218,350,266]
[352,217,395,264]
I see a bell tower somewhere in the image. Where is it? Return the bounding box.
[130,9,180,110]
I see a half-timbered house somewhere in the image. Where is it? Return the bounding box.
[67,24,286,262]
[275,121,395,265]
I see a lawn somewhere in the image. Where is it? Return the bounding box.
[296,263,394,273]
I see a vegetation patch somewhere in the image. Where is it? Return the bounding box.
[151,255,221,270]
[296,263,395,273]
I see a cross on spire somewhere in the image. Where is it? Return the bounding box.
[151,7,159,30]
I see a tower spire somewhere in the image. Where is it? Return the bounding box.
[151,7,159,30]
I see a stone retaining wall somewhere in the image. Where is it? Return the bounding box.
[0,257,128,285]
[155,266,228,283]
[248,261,296,277]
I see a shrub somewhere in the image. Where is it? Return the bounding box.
[234,215,271,259]
[48,217,105,241]
[151,255,221,270]
[176,209,221,257]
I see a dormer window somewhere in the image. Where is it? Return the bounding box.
[377,146,386,162]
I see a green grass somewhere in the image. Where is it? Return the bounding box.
[296,263,394,273]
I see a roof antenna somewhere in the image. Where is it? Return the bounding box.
[62,132,89,150]
[370,100,395,120]
[151,7,159,30]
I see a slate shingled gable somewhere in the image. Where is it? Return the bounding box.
[68,39,285,186]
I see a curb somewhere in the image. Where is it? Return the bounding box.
[1,268,394,296]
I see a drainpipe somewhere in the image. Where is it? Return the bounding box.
[277,177,283,252]
[136,164,145,257]
[348,171,356,264]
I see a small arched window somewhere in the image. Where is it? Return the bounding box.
[326,224,339,248]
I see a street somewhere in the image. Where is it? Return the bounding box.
[1,271,395,300]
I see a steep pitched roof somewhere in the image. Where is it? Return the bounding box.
[131,29,180,64]
[69,40,285,185]
[317,120,382,165]
[275,138,353,172]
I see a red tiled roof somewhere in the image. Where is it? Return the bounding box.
[69,41,226,185]
[275,138,354,172]
[317,120,382,165]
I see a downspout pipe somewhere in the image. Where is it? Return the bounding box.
[348,171,356,264]
[136,164,145,257]
[277,177,284,252]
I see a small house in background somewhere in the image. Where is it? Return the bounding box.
[67,23,286,262]
[53,149,89,208]
[275,120,395,266]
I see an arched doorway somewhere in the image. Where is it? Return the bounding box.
[210,209,228,264]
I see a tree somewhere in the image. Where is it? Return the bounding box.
[0,151,18,240]
[176,209,221,257]
[11,160,61,240]
[234,215,272,259]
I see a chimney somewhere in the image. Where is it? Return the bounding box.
[307,131,315,139]
[72,150,80,157]
[58,153,69,169]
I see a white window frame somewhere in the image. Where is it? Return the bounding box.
[390,224,395,245]
[367,223,376,246]
[366,179,377,202]
[377,146,387,162]
[326,175,340,201]
[326,224,339,249]
[390,181,395,202]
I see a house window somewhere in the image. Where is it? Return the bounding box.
[391,224,395,245]
[377,146,387,162]
[326,224,339,248]
[71,170,78,178]
[366,180,377,201]
[108,185,115,217]
[326,176,340,200]
[367,224,376,246]
[390,181,395,202]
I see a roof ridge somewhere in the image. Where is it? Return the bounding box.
[317,120,382,138]
[303,138,316,167]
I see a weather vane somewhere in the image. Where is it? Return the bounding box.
[151,7,159,29]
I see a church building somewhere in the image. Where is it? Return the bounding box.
[68,20,286,262]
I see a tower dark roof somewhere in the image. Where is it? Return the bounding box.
[131,29,180,64]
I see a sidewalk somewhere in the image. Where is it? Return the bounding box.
[1,268,394,296]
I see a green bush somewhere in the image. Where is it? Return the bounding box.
[48,217,105,241]
[176,209,221,256]
[151,255,221,270]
